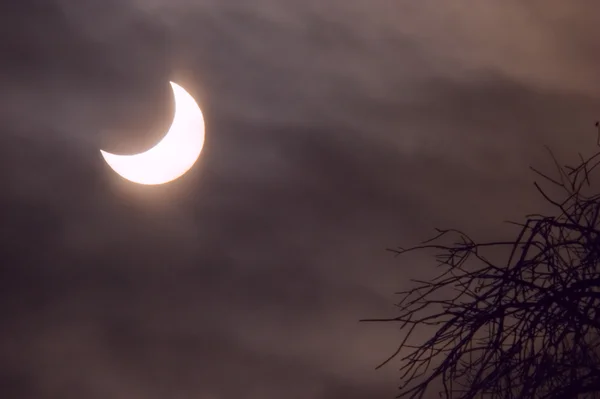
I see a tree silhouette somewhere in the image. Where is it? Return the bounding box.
[364,127,600,399]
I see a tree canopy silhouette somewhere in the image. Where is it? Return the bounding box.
[365,127,600,399]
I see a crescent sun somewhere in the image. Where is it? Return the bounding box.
[100,82,205,185]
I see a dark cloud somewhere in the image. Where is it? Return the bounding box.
[2,1,600,398]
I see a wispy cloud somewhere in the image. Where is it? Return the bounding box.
[2,1,600,398]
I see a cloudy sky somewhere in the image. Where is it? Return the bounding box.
[2,1,600,398]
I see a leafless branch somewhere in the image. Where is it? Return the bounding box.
[365,128,600,398]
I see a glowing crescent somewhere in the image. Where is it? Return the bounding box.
[100,82,205,185]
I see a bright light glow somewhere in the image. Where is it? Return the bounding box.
[100,82,205,185]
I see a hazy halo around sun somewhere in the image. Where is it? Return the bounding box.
[100,81,205,185]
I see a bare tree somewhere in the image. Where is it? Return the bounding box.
[364,127,600,399]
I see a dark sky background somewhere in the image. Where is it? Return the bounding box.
[2,1,600,398]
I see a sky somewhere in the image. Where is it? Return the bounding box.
[2,1,600,398]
